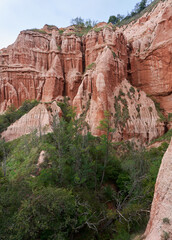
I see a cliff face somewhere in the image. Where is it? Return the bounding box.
[124,0,172,114]
[0,27,83,111]
[0,0,172,143]
[144,138,172,240]
[1,102,61,141]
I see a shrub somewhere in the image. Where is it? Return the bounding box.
[112,51,117,59]
[161,231,170,240]
[129,86,135,94]
[93,27,102,32]
[86,62,96,70]
[108,14,124,24]
[59,29,64,35]
[168,113,172,122]
[14,187,79,240]
[163,218,170,224]
[29,28,47,34]
[71,17,97,29]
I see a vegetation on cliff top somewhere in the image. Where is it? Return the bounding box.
[0,100,169,240]
[24,0,166,38]
[108,0,166,27]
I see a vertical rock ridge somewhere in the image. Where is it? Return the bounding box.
[144,138,172,240]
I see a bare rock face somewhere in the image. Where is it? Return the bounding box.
[144,138,172,240]
[1,101,61,141]
[113,79,164,143]
[61,33,83,100]
[74,65,164,144]
[73,44,127,135]
[84,27,127,68]
[1,0,171,143]
[124,0,172,114]
[42,54,64,102]
[0,29,51,112]
[37,150,46,167]
[0,26,83,112]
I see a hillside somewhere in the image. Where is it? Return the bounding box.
[0,0,172,239]
[1,0,172,143]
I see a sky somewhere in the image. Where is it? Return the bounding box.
[0,0,140,49]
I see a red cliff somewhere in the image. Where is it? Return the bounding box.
[1,0,172,142]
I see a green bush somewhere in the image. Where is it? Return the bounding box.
[0,101,168,239]
[93,27,102,32]
[14,187,79,240]
[86,62,96,70]
[28,28,47,34]
[109,0,163,28]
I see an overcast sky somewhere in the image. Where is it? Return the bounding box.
[0,0,139,49]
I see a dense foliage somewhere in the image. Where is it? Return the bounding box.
[0,101,169,239]
[108,0,148,25]
[108,0,165,27]
[0,100,39,134]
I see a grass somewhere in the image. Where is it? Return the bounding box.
[150,129,172,145]
[129,86,135,94]
[114,91,129,128]
[59,29,64,35]
[117,0,164,28]
[57,44,61,51]
[86,62,96,71]
[161,231,170,240]
[149,98,166,122]
[163,218,170,224]
[45,24,57,28]
[27,28,47,34]
[93,27,102,32]
[112,51,117,59]
[75,26,92,36]
[168,113,172,122]
[63,24,95,38]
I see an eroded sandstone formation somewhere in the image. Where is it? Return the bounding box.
[0,27,83,112]
[124,0,172,114]
[144,138,172,240]
[1,0,172,143]
[1,101,61,141]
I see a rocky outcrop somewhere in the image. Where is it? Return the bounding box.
[0,25,128,113]
[124,0,172,114]
[112,79,164,143]
[0,29,50,112]
[144,138,172,240]
[75,75,164,143]
[0,26,83,112]
[1,0,172,142]
[73,36,127,136]
[1,101,61,141]
[84,27,127,68]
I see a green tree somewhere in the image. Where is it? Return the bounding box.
[133,0,147,14]
[71,17,97,29]
[14,187,82,240]
[0,139,7,176]
[53,100,94,187]
[138,0,147,12]
[71,17,85,27]
[97,111,114,186]
[108,14,124,24]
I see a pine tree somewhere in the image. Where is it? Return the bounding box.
[97,111,114,186]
